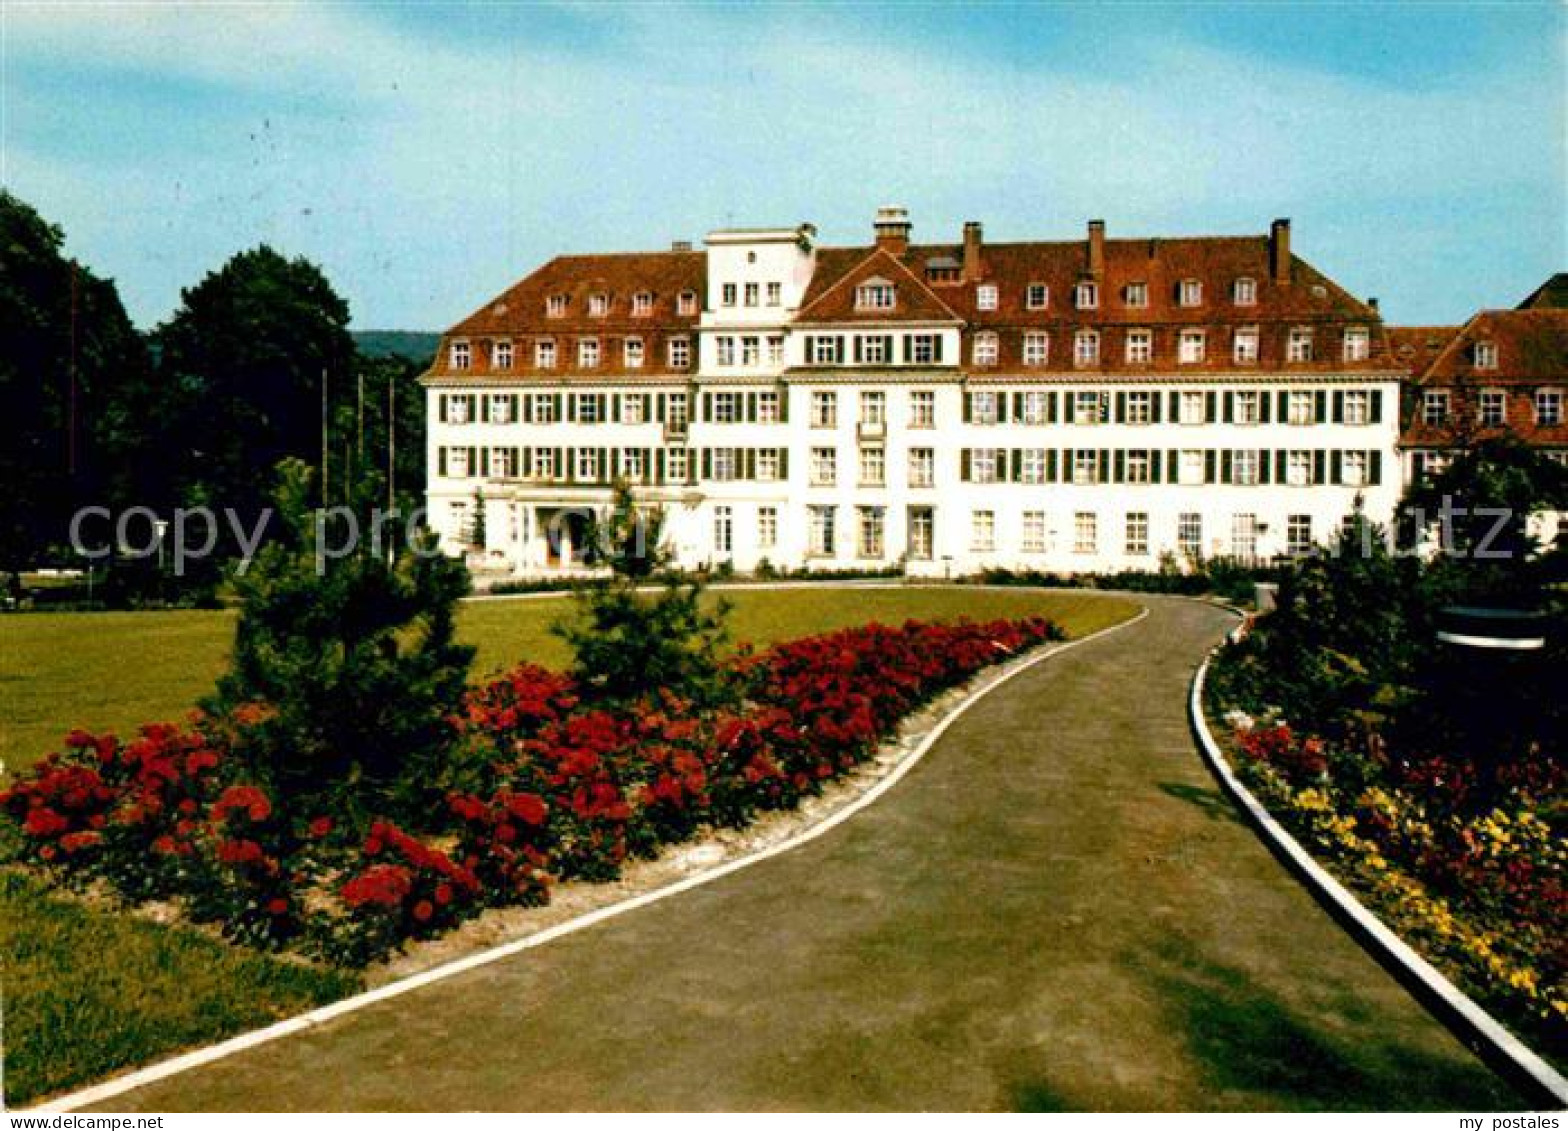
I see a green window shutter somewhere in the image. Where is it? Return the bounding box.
[1314,390,1327,423]
[522,395,533,423]
[1259,449,1272,484]
[438,447,448,476]
[853,337,863,364]
[804,336,816,363]
[703,392,714,422]
[702,448,712,480]
[565,395,577,423]
[480,396,491,423]
[554,393,564,422]
[1168,391,1180,420]
[610,395,622,423]
[1312,449,1326,484]
[1205,391,1218,423]
[745,448,756,480]
[655,449,666,484]
[1204,449,1217,484]
[1010,449,1022,482]
[1150,392,1163,424]
[779,448,789,479]
[1047,449,1058,481]
[1259,392,1272,423]
[522,448,533,477]
[1369,450,1382,484]
[1099,447,1111,482]
[779,389,790,423]
[1222,391,1235,423]
[1047,392,1059,423]
[834,337,846,364]
[1277,390,1289,421]
[1150,450,1162,483]
[479,448,490,476]
[933,335,944,363]
[1116,392,1127,423]
[1099,394,1111,424]
[438,395,449,423]
[962,393,972,424]
[1330,450,1343,484]
[656,393,667,422]
[1114,449,1126,482]
[1333,390,1346,424]
[960,449,972,482]
[1221,450,1233,484]
[747,393,758,422]
[1370,390,1384,423]
[1276,450,1288,483]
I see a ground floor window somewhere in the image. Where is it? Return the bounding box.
[1125,512,1149,556]
[908,507,934,560]
[758,506,778,549]
[809,505,836,557]
[1074,512,1098,555]
[1232,513,1259,559]
[714,506,733,556]
[1178,512,1203,559]
[1287,513,1313,556]
[858,506,885,558]
[1022,510,1046,553]
[971,510,996,552]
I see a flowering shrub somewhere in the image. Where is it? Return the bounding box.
[3,616,1060,967]
[326,820,482,966]
[1222,689,1567,1051]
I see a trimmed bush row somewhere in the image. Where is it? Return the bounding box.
[1,616,1060,966]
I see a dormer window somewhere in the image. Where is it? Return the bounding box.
[1074,281,1098,309]
[1474,340,1498,369]
[449,341,471,370]
[493,340,513,370]
[632,291,653,316]
[535,339,556,369]
[578,338,600,368]
[1124,282,1148,308]
[624,338,644,368]
[546,294,568,318]
[976,284,999,311]
[972,332,999,366]
[1178,279,1203,307]
[1026,283,1048,310]
[1232,277,1257,306]
[1342,326,1370,362]
[588,293,609,317]
[856,280,896,310]
[677,290,697,315]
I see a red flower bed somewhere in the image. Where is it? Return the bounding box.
[2,616,1061,966]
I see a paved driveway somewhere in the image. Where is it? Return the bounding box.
[105,598,1522,1111]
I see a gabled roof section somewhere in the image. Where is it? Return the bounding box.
[795,246,962,325]
[447,250,705,338]
[1417,309,1568,386]
[1387,325,1459,378]
[1517,272,1568,310]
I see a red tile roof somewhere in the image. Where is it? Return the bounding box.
[794,247,962,325]
[1395,309,1568,448]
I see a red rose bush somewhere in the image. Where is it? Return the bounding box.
[1,616,1060,966]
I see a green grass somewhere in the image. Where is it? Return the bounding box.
[2,588,1135,772]
[0,587,1134,1107]
[0,870,360,1106]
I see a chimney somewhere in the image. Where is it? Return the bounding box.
[874,205,911,255]
[1367,296,1379,314]
[1270,218,1291,284]
[671,239,692,253]
[962,220,983,281]
[1087,219,1106,277]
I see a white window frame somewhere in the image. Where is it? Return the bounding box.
[1422,389,1450,426]
[1232,277,1257,306]
[1022,510,1047,553]
[971,509,997,552]
[811,446,837,486]
[855,282,896,310]
[973,332,999,366]
[811,391,838,429]
[1125,512,1149,556]
[1074,330,1100,367]
[1026,283,1048,310]
[1023,332,1049,366]
[1075,281,1098,310]
[1073,512,1098,555]
[909,390,935,428]
[624,338,644,369]
[577,338,600,368]
[908,447,934,488]
[1179,279,1203,307]
[1535,389,1562,426]
[450,341,471,370]
[1125,329,1153,364]
[1287,327,1314,363]
[976,284,999,311]
[493,340,513,370]
[668,337,691,369]
[1343,326,1370,362]
[1234,326,1260,364]
[1178,329,1206,365]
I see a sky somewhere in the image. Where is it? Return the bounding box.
[3,2,1564,331]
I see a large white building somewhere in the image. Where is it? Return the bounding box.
[422,209,1404,577]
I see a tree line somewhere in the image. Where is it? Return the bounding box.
[0,189,428,601]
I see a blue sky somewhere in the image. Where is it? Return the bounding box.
[4,2,1563,329]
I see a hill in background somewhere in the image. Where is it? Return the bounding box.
[353,330,439,365]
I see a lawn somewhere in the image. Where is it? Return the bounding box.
[0,870,359,1105]
[1,587,1134,773]
[0,586,1134,1106]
